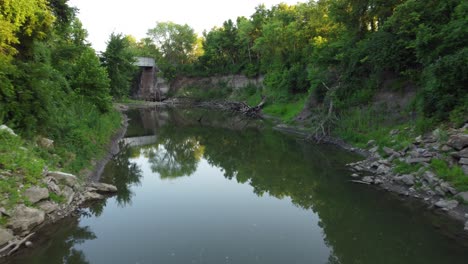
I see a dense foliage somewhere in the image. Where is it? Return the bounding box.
[137,0,466,127]
[0,0,122,178]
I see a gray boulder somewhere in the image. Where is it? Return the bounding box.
[435,199,459,210]
[407,157,431,164]
[37,201,59,214]
[439,182,457,195]
[0,125,16,136]
[462,165,468,175]
[23,186,49,204]
[0,228,13,246]
[61,186,75,205]
[47,171,79,188]
[43,177,61,194]
[396,174,415,186]
[455,192,468,203]
[447,134,468,150]
[362,176,374,184]
[37,137,54,149]
[8,205,45,233]
[459,148,468,158]
[89,182,118,193]
[422,171,437,185]
[459,158,468,165]
[83,192,105,201]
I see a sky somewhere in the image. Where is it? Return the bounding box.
[68,0,307,52]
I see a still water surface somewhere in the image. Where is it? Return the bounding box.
[4,108,468,264]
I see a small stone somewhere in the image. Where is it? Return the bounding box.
[383,147,396,156]
[434,199,459,210]
[396,174,415,186]
[0,125,17,136]
[367,140,376,147]
[390,129,400,136]
[447,134,468,150]
[440,145,452,152]
[369,146,379,153]
[415,135,423,144]
[23,186,49,204]
[462,165,468,175]
[455,192,468,203]
[459,148,468,158]
[37,137,54,149]
[0,228,13,246]
[407,157,431,164]
[440,182,457,195]
[423,171,437,185]
[362,176,374,184]
[351,173,359,178]
[44,178,61,194]
[434,186,445,196]
[25,241,33,247]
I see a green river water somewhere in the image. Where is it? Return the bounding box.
[3,107,468,264]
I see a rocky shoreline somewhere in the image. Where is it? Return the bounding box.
[147,99,468,234]
[274,121,468,234]
[345,127,468,228]
[0,109,129,258]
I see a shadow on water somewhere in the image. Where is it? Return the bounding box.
[4,107,468,264]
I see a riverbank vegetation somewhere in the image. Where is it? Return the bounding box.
[0,0,126,210]
[134,0,466,133]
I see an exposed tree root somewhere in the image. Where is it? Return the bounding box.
[0,232,35,257]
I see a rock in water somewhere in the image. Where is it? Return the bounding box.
[0,228,13,246]
[84,192,105,201]
[8,205,45,233]
[23,186,49,204]
[89,182,118,193]
[434,200,459,210]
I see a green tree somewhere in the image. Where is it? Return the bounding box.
[101,33,137,99]
[147,22,197,65]
[70,47,112,112]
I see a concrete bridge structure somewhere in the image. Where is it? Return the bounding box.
[133,57,169,101]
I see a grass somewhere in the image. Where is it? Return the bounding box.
[430,159,468,191]
[393,160,423,174]
[0,130,45,208]
[49,192,65,204]
[333,106,414,150]
[262,98,307,123]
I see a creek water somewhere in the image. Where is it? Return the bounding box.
[4,108,468,264]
